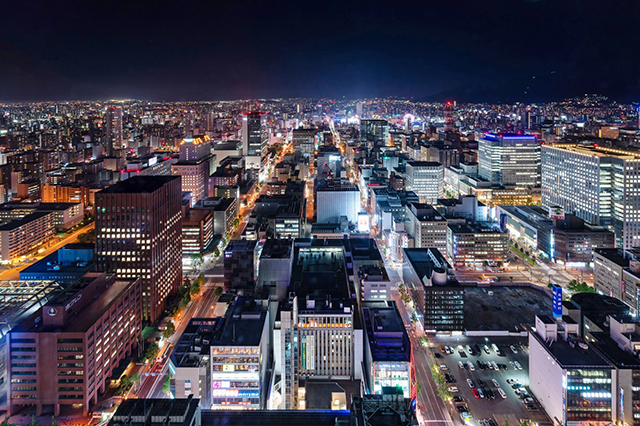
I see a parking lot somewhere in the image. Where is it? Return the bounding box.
[429,336,552,426]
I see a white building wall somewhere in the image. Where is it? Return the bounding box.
[529,334,564,423]
[316,190,359,224]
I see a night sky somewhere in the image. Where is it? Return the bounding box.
[2,0,639,103]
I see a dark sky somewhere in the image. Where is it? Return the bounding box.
[1,0,639,103]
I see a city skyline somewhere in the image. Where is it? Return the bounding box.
[2,0,640,102]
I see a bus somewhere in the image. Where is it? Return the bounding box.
[481,275,498,283]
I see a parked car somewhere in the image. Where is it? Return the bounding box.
[510,345,518,354]
[524,397,534,404]
[472,388,480,398]
[439,364,449,371]
[492,379,500,387]
[498,388,507,399]
[467,379,474,388]
[448,386,459,393]
[458,361,465,369]
[453,396,464,403]
[467,362,475,371]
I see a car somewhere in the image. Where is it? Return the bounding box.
[467,379,474,388]
[489,420,498,426]
[440,345,446,353]
[448,386,459,393]
[484,388,494,400]
[506,378,519,384]
[526,404,537,410]
[519,393,530,400]
[512,384,523,389]
[477,388,485,398]
[524,397,534,404]
[476,360,484,370]
[492,379,500,387]
[492,361,499,370]
[486,362,493,370]
[498,388,507,399]
[477,379,484,388]
[499,363,508,370]
[514,361,523,370]
[465,344,473,354]
[439,364,449,370]
[515,388,528,395]
[455,405,467,412]
[453,396,464,403]
[510,345,518,354]
[472,388,480,398]
[509,361,516,369]
[434,353,442,358]
[483,345,491,354]
[458,361,465,369]
[467,362,475,371]
[474,344,482,354]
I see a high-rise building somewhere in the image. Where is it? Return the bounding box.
[242,112,265,169]
[315,181,360,224]
[478,133,540,187]
[404,161,443,204]
[291,128,315,157]
[95,176,182,323]
[173,137,216,204]
[360,119,389,146]
[224,239,257,292]
[406,203,447,252]
[541,144,640,249]
[104,106,123,157]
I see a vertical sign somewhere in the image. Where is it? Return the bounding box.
[301,335,307,370]
[553,285,563,318]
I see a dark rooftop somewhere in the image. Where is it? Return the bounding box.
[530,329,611,368]
[0,211,51,230]
[100,176,179,193]
[363,302,411,362]
[201,410,349,426]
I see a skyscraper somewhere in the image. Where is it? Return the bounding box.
[173,136,216,204]
[95,176,182,322]
[360,119,389,146]
[478,133,540,187]
[405,161,444,204]
[242,111,265,169]
[541,144,640,249]
[104,106,123,157]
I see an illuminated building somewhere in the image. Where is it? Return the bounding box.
[315,181,360,224]
[402,248,459,332]
[104,106,123,157]
[541,144,640,249]
[0,212,55,261]
[478,133,540,187]
[181,209,213,255]
[404,161,443,204]
[7,273,141,416]
[271,239,364,410]
[169,297,269,410]
[446,223,509,267]
[242,112,265,170]
[95,176,182,323]
[291,129,316,157]
[362,302,415,400]
[173,136,216,204]
[360,119,389,146]
[406,203,447,252]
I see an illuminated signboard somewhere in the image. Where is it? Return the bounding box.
[222,364,235,372]
[549,206,565,220]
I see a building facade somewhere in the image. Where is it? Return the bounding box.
[478,133,540,187]
[405,161,443,204]
[95,176,182,323]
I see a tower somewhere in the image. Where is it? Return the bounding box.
[444,101,455,133]
[104,106,123,157]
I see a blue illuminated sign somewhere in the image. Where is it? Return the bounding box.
[553,285,563,318]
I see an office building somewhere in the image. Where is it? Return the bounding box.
[224,240,257,292]
[478,133,540,187]
[592,248,640,315]
[0,212,55,261]
[247,195,304,239]
[404,161,443,204]
[357,264,391,301]
[406,203,447,252]
[362,302,415,399]
[446,223,509,267]
[173,137,216,205]
[182,209,213,255]
[360,119,389,146]
[256,239,293,300]
[242,112,265,170]
[95,176,182,323]
[315,181,360,224]
[7,273,142,416]
[402,248,460,332]
[541,144,640,249]
[291,128,316,157]
[104,106,123,157]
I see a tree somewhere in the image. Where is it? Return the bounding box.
[190,253,203,271]
[144,342,160,363]
[509,276,514,282]
[162,321,176,340]
[163,375,171,394]
[410,312,418,324]
[190,279,201,296]
[77,229,95,244]
[567,279,595,294]
[213,247,220,257]
[429,362,452,402]
[214,286,223,297]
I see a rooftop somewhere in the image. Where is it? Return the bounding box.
[0,211,51,230]
[530,327,611,368]
[100,176,179,193]
[363,302,411,362]
[406,161,442,167]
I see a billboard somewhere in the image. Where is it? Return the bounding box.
[553,285,563,318]
[549,207,565,220]
[358,212,370,233]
